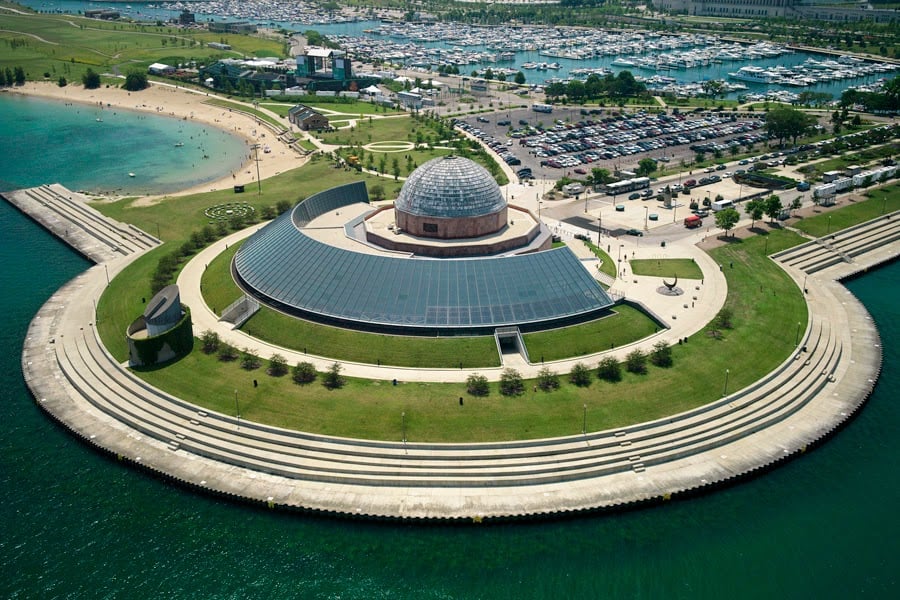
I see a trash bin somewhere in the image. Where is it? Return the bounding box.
[661,241,666,248]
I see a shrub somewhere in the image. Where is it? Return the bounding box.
[650,341,673,368]
[268,353,288,376]
[217,343,238,362]
[715,307,734,330]
[536,367,560,391]
[292,361,317,384]
[323,362,345,389]
[569,362,592,387]
[240,347,261,370]
[625,349,647,374]
[200,329,220,354]
[466,373,490,396]
[499,368,525,396]
[596,356,622,382]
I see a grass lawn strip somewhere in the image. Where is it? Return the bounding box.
[630,258,704,279]
[794,185,900,238]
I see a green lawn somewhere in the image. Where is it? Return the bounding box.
[523,305,660,362]
[93,158,404,243]
[581,239,616,278]
[793,185,900,238]
[0,11,282,82]
[630,258,704,279]
[116,227,810,442]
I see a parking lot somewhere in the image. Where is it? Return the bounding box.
[456,107,769,182]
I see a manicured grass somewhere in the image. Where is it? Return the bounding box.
[97,244,171,361]
[793,185,900,238]
[582,240,616,278]
[630,258,703,279]
[0,11,281,82]
[241,308,501,368]
[200,242,243,314]
[93,158,403,243]
[129,226,809,442]
[318,115,423,146]
[203,98,285,130]
[522,305,661,362]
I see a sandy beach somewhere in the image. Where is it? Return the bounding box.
[11,81,309,204]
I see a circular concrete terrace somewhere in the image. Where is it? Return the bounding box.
[18,200,892,520]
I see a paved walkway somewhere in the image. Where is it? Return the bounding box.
[10,185,894,520]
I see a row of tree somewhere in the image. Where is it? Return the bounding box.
[0,66,27,87]
[543,70,646,102]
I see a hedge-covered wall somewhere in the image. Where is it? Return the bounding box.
[129,305,193,366]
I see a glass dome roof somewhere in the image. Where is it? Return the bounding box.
[394,155,506,218]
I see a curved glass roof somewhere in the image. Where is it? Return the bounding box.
[234,194,613,332]
[394,155,506,219]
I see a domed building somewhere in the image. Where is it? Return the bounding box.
[393,155,507,240]
[232,158,614,335]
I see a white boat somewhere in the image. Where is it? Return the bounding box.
[128,172,135,178]
[611,58,637,68]
[174,142,184,147]
[728,66,776,84]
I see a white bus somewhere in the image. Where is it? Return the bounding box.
[532,103,553,113]
[711,199,734,212]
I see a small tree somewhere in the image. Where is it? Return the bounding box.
[636,157,657,177]
[715,207,741,236]
[200,330,220,354]
[292,361,317,384]
[240,347,261,370]
[596,356,622,382]
[82,68,101,89]
[123,70,149,91]
[499,368,525,396]
[764,194,783,223]
[217,343,238,362]
[715,307,735,330]
[57,76,67,87]
[466,373,490,396]
[323,362,345,389]
[536,367,560,391]
[569,362,592,387]
[650,341,673,368]
[625,349,648,374]
[268,353,288,376]
[745,198,765,229]
[369,183,385,201]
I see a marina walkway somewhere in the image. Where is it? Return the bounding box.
[10,185,891,520]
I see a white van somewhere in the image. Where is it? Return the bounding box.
[711,199,734,212]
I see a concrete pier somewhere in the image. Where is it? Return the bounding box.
[10,184,895,521]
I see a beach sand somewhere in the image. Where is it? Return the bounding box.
[12,81,309,205]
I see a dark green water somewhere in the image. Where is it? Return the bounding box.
[1,201,897,598]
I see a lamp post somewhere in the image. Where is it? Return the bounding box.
[402,411,406,443]
[795,321,802,345]
[538,200,542,223]
[582,404,587,435]
[618,243,624,265]
[644,206,649,231]
[597,214,602,245]
[234,389,240,427]
[827,214,832,234]
[104,264,109,285]
[723,369,730,397]
[250,143,262,195]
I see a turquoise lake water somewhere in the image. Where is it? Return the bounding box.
[0,50,897,599]
[0,93,247,195]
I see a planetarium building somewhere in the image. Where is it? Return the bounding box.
[233,156,614,335]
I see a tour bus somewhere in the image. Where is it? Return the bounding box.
[604,177,650,196]
[711,199,734,212]
[532,103,553,113]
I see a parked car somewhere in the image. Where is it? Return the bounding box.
[625,228,643,236]
[476,116,489,123]
[628,192,641,200]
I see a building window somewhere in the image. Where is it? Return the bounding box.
[423,223,438,233]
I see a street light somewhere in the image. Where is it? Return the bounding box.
[234,389,240,427]
[597,214,602,245]
[827,215,832,234]
[582,404,587,435]
[644,206,649,231]
[250,143,262,195]
[723,369,730,397]
[795,321,802,345]
[402,411,406,443]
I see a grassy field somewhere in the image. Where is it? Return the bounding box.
[630,258,704,279]
[125,227,808,442]
[0,10,283,82]
[94,157,404,242]
[203,98,285,130]
[581,239,616,278]
[793,185,900,238]
[522,305,660,362]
